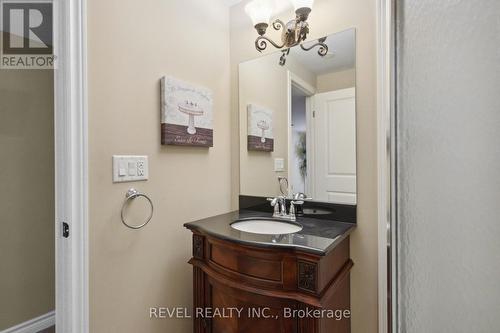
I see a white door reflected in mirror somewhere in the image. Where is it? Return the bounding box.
[311,88,356,204]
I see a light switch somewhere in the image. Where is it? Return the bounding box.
[118,167,127,177]
[113,155,148,183]
[127,162,136,176]
[274,158,285,172]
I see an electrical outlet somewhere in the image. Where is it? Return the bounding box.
[137,161,145,176]
[113,155,148,182]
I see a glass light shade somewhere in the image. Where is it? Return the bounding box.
[245,0,273,26]
[290,0,314,10]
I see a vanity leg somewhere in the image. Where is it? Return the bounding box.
[297,303,318,333]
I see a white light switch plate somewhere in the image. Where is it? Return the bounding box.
[113,155,148,182]
[274,158,285,172]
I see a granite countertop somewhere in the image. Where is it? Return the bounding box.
[184,210,356,255]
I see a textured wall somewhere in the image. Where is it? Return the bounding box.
[397,0,500,331]
[230,1,379,332]
[0,70,55,329]
[87,1,231,331]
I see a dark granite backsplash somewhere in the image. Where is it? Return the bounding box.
[239,195,357,224]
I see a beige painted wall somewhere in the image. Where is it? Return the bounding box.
[230,1,379,332]
[0,70,55,329]
[317,68,356,93]
[87,0,231,332]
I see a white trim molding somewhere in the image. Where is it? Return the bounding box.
[289,72,316,97]
[0,311,55,333]
[377,0,395,332]
[287,71,316,195]
[54,0,88,332]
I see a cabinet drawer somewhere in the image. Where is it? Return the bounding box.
[210,243,283,282]
[206,237,297,288]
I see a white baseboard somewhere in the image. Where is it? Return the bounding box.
[1,311,55,333]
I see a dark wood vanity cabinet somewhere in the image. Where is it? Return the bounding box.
[188,233,353,333]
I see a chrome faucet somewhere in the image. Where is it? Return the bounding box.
[267,196,301,221]
[268,177,312,221]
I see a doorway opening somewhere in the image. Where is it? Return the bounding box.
[290,83,311,195]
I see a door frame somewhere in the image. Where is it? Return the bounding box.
[376,0,396,332]
[286,71,315,195]
[54,0,88,331]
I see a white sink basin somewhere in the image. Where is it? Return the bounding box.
[231,219,302,235]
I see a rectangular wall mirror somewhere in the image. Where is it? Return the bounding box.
[239,28,357,204]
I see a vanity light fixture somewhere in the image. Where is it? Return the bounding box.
[245,0,328,65]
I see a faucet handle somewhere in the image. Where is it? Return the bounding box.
[289,201,297,221]
[293,193,313,201]
[267,197,281,217]
[267,197,278,206]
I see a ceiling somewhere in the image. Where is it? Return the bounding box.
[222,0,244,6]
[222,0,292,13]
[289,29,356,75]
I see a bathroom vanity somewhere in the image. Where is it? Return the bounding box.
[185,206,355,333]
[184,27,359,332]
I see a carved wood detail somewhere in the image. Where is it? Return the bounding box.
[193,234,204,259]
[298,261,318,293]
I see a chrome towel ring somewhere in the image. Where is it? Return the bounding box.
[120,188,153,229]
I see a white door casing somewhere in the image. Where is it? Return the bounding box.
[311,88,357,204]
[376,0,394,332]
[54,0,88,332]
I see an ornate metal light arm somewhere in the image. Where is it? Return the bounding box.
[255,20,287,52]
[279,48,291,66]
[251,7,328,65]
[300,36,329,56]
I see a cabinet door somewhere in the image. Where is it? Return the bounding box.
[207,277,298,333]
